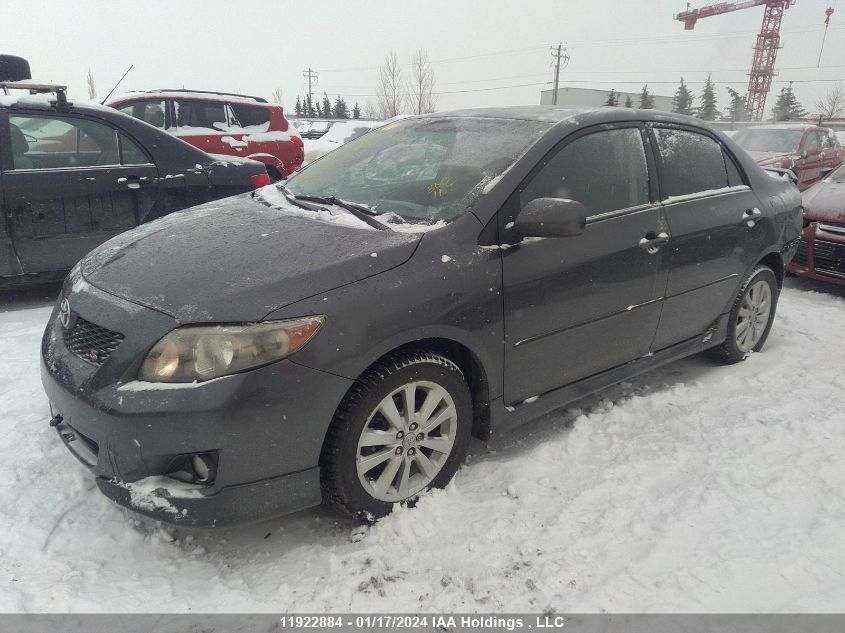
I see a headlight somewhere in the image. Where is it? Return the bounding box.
[139,316,325,382]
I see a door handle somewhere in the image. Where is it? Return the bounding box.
[117,176,153,190]
[742,208,762,226]
[638,231,669,254]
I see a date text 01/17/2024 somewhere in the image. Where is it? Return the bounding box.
[277,615,570,630]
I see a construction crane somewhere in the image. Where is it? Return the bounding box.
[675,1,795,121]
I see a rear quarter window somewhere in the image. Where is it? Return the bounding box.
[654,127,730,199]
[229,104,271,131]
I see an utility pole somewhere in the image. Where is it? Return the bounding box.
[302,67,319,114]
[550,43,569,105]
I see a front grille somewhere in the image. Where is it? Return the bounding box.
[793,238,809,267]
[814,239,845,277]
[63,317,124,366]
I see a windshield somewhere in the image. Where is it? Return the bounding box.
[284,116,551,223]
[733,128,804,154]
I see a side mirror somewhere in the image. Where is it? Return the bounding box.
[514,197,587,238]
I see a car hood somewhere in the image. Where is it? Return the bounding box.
[80,193,422,322]
[746,150,792,165]
[802,181,845,222]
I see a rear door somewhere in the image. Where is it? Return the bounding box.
[797,129,823,190]
[820,128,843,176]
[649,124,765,350]
[3,111,159,275]
[502,124,667,403]
[172,99,234,156]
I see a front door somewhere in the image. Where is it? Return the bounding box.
[797,129,823,190]
[649,124,766,350]
[3,112,158,275]
[502,125,667,404]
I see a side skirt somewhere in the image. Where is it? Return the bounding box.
[489,313,729,436]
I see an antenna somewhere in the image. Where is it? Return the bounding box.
[100,64,134,104]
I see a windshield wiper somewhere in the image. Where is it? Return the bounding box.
[291,193,389,231]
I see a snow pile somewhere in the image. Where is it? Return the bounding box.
[1,280,844,611]
[303,120,384,162]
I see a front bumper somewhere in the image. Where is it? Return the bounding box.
[786,222,845,286]
[40,275,353,526]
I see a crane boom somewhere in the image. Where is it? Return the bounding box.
[674,1,795,121]
[676,1,768,30]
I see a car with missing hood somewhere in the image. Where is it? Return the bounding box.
[0,81,270,287]
[787,162,845,285]
[732,124,844,191]
[40,106,801,526]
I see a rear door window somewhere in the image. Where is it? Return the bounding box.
[117,100,166,128]
[653,127,729,199]
[174,100,228,132]
[522,127,650,217]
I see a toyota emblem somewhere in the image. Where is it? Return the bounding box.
[59,298,72,329]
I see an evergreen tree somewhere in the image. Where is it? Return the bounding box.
[352,102,361,119]
[697,74,718,121]
[726,88,749,122]
[672,78,694,116]
[604,89,618,107]
[773,84,807,121]
[333,95,349,119]
[305,94,315,117]
[294,96,302,117]
[322,94,332,119]
[316,102,323,118]
[624,95,633,108]
[639,84,655,109]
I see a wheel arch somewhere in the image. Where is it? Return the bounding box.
[332,336,493,442]
[758,249,784,288]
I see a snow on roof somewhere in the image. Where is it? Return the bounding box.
[108,90,273,107]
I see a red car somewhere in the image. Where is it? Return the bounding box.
[733,124,844,191]
[107,90,304,180]
[787,163,845,285]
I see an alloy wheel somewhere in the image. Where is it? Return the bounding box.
[355,380,457,502]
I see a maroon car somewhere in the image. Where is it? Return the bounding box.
[787,163,845,285]
[733,124,844,191]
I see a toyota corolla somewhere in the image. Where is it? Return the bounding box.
[41,107,802,526]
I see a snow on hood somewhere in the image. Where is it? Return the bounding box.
[802,181,845,222]
[79,192,423,322]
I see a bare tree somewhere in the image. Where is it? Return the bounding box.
[375,50,404,119]
[271,88,283,105]
[86,68,96,100]
[363,101,379,120]
[409,49,436,114]
[815,84,845,120]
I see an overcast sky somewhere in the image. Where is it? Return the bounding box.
[3,0,843,118]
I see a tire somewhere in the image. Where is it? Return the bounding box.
[705,265,779,365]
[320,351,473,519]
[0,55,31,82]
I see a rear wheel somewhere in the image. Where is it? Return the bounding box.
[706,265,778,364]
[320,351,472,519]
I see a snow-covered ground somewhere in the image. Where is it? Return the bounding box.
[1,278,844,612]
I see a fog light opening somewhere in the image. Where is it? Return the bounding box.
[190,453,217,484]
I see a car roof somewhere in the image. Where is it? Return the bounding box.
[419,105,718,128]
[108,90,270,106]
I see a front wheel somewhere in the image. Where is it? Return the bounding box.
[705,265,779,364]
[320,351,473,519]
